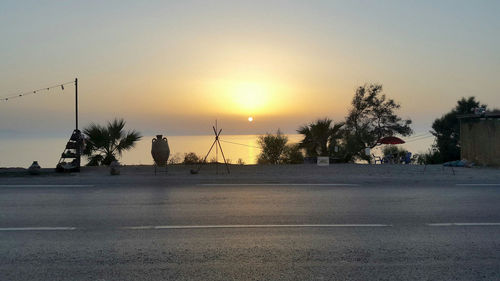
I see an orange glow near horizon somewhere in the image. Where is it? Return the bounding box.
[232,82,269,115]
[199,77,312,119]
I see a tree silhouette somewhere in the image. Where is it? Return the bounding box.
[431,97,486,162]
[83,118,142,166]
[344,84,412,161]
[257,130,289,164]
[297,118,344,157]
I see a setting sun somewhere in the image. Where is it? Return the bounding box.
[248,116,253,122]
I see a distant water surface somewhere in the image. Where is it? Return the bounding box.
[0,134,432,168]
[0,135,300,168]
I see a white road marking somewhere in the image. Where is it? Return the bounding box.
[198,183,359,186]
[0,227,77,231]
[2,223,499,231]
[456,184,500,186]
[0,185,94,188]
[122,224,390,230]
[428,223,500,226]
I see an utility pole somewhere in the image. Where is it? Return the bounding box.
[56,77,82,172]
[75,78,78,131]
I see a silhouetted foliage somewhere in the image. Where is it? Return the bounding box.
[207,156,232,164]
[257,130,289,164]
[382,145,409,160]
[344,84,412,162]
[168,152,182,164]
[183,152,201,164]
[297,118,344,157]
[431,97,486,163]
[417,149,442,165]
[83,118,142,166]
[283,143,305,164]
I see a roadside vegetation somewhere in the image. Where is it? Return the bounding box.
[83,118,142,166]
[297,118,344,158]
[382,145,409,161]
[429,97,486,164]
[261,83,413,164]
[83,87,497,167]
[257,130,304,164]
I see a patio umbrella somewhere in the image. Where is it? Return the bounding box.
[377,136,405,145]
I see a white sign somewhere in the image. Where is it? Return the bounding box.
[317,157,329,166]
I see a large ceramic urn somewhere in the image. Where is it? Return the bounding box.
[151,135,170,166]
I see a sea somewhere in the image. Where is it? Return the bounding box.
[0,134,433,168]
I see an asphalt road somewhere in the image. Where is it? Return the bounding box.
[1,182,500,280]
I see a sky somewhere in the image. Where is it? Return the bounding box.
[1,0,499,139]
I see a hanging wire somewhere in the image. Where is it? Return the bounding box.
[404,132,432,140]
[405,134,434,143]
[0,80,74,102]
[220,133,434,149]
[220,139,261,149]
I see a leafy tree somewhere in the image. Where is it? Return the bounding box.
[257,130,293,164]
[257,130,289,164]
[297,118,344,157]
[257,130,304,164]
[344,84,412,161]
[431,97,486,162]
[83,118,142,166]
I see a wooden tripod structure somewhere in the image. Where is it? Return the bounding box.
[192,122,230,174]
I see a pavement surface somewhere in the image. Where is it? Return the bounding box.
[1,164,500,280]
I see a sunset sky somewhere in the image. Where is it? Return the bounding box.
[1,0,499,137]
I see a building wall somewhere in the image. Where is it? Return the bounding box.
[460,118,500,166]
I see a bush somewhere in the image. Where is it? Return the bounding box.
[284,144,304,164]
[257,130,289,164]
[382,145,409,160]
[183,152,201,164]
[168,153,182,164]
[207,157,232,164]
[257,130,304,164]
[417,149,442,165]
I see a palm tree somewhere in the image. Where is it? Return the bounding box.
[83,118,142,166]
[297,118,344,157]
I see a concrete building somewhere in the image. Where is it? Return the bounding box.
[458,113,500,166]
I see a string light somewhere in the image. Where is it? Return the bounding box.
[0,80,74,102]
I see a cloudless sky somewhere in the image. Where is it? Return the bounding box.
[1,0,499,137]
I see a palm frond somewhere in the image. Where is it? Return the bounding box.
[107,118,125,144]
[83,123,109,156]
[116,130,142,156]
[86,154,104,166]
[83,118,141,165]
